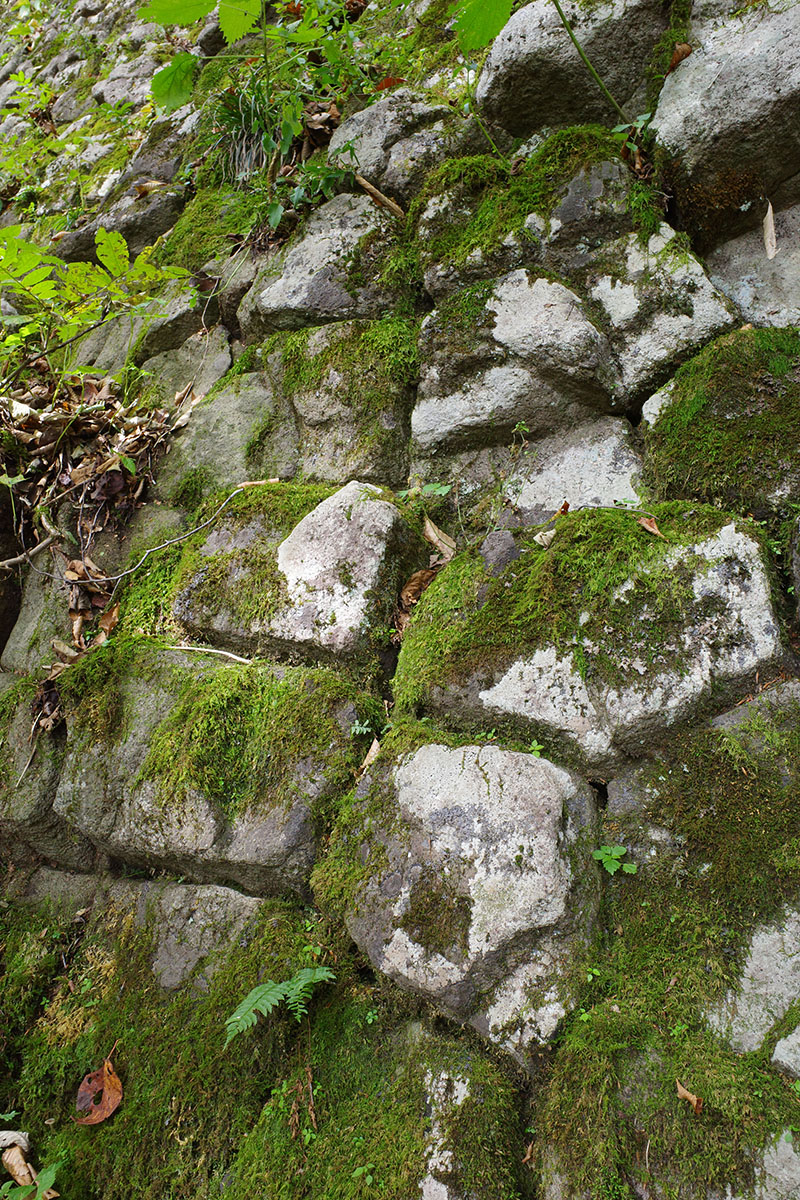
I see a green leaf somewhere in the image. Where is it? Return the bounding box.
[151,52,198,113]
[622,862,638,874]
[95,227,130,276]
[32,1163,61,1199]
[224,979,286,1046]
[451,0,511,54]
[282,965,335,1021]
[120,455,137,475]
[218,0,260,44]
[137,0,214,25]
[266,199,284,230]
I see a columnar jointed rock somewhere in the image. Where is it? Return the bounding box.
[343,743,599,1066]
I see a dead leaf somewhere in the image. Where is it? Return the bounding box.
[666,42,692,74]
[1,1143,59,1198]
[400,568,438,609]
[391,609,412,644]
[522,1141,534,1165]
[638,515,666,539]
[75,1050,123,1125]
[533,529,556,548]
[357,736,381,776]
[52,638,84,664]
[133,179,168,197]
[375,75,406,90]
[763,200,777,260]
[98,603,120,637]
[70,610,86,648]
[676,1079,703,1115]
[422,515,456,562]
[556,500,570,516]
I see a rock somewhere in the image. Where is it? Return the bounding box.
[237,194,399,339]
[340,743,599,1065]
[412,271,620,457]
[586,225,736,397]
[0,556,72,674]
[651,3,800,246]
[0,684,94,871]
[396,516,783,772]
[327,89,486,204]
[55,188,185,265]
[479,531,519,576]
[706,906,800,1053]
[725,1134,800,1200]
[53,650,362,896]
[174,481,425,662]
[140,325,232,406]
[155,369,299,503]
[772,1027,800,1080]
[707,202,800,327]
[0,499,21,655]
[91,52,158,107]
[503,416,642,522]
[78,280,219,374]
[476,0,667,138]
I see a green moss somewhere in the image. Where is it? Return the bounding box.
[158,187,261,272]
[139,661,373,821]
[530,694,800,1198]
[0,676,38,787]
[393,503,732,715]
[58,636,157,745]
[646,0,692,109]
[401,867,472,960]
[644,327,800,515]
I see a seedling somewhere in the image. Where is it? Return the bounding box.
[593,845,638,875]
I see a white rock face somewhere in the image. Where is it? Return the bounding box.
[434,523,783,770]
[588,226,736,395]
[345,743,599,1066]
[707,202,800,326]
[237,195,397,338]
[476,0,667,137]
[412,271,620,455]
[725,1135,800,1200]
[772,1027,800,1079]
[707,906,800,1053]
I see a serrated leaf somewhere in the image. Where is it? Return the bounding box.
[622,862,638,874]
[451,0,511,53]
[151,52,198,113]
[218,0,260,44]
[95,227,130,276]
[138,0,214,25]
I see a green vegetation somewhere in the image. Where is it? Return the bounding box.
[530,691,800,1198]
[393,502,732,714]
[225,965,336,1045]
[646,0,692,109]
[157,187,261,271]
[644,326,800,515]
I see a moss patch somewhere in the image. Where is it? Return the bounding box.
[158,187,261,272]
[393,502,733,714]
[644,326,800,516]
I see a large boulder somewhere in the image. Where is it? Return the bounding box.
[707,201,800,327]
[476,0,667,138]
[174,481,425,663]
[651,2,800,246]
[329,741,599,1065]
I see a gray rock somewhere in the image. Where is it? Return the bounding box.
[0,501,21,655]
[479,531,519,576]
[427,523,783,771]
[707,202,800,327]
[586,225,736,397]
[651,2,800,246]
[175,481,425,661]
[706,906,800,1053]
[237,194,399,339]
[155,369,299,503]
[56,188,185,265]
[0,556,72,675]
[91,52,158,107]
[725,1134,800,1200]
[328,88,486,204]
[344,743,599,1065]
[140,325,232,406]
[476,0,667,138]
[412,271,621,456]
[504,416,642,521]
[77,281,218,374]
[0,686,94,870]
[772,1027,800,1079]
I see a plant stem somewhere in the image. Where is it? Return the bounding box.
[548,0,631,124]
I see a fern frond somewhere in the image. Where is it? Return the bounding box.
[283,966,336,1022]
[224,979,286,1047]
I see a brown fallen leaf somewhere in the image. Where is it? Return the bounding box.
[1,1143,59,1199]
[533,529,556,548]
[75,1049,123,1125]
[357,736,381,777]
[666,42,692,75]
[422,514,456,562]
[70,610,86,649]
[400,568,438,609]
[638,515,666,539]
[676,1078,703,1115]
[763,200,777,260]
[522,1141,534,1165]
[375,75,406,90]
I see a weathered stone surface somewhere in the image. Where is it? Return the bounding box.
[0,687,94,870]
[55,188,185,265]
[53,652,357,895]
[651,2,800,245]
[0,555,72,674]
[707,202,800,327]
[412,271,620,456]
[175,481,424,662]
[706,906,800,1053]
[476,0,667,138]
[587,225,736,396]
[344,743,599,1065]
[423,523,783,771]
[725,1134,800,1200]
[141,325,231,405]
[0,499,21,655]
[91,52,158,107]
[328,89,486,204]
[78,281,219,374]
[503,417,642,521]
[155,370,298,502]
[772,1027,800,1079]
[237,194,398,338]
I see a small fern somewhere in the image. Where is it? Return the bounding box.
[224,966,335,1047]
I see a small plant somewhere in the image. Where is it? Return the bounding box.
[396,481,453,501]
[0,1161,62,1199]
[224,965,335,1046]
[592,845,638,876]
[352,1162,377,1187]
[527,739,544,757]
[363,1007,379,1026]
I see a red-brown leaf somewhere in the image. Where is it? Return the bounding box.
[75,1054,123,1125]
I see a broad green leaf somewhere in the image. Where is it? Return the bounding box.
[218,0,260,44]
[151,52,198,113]
[451,0,511,53]
[137,0,214,25]
[95,227,130,275]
